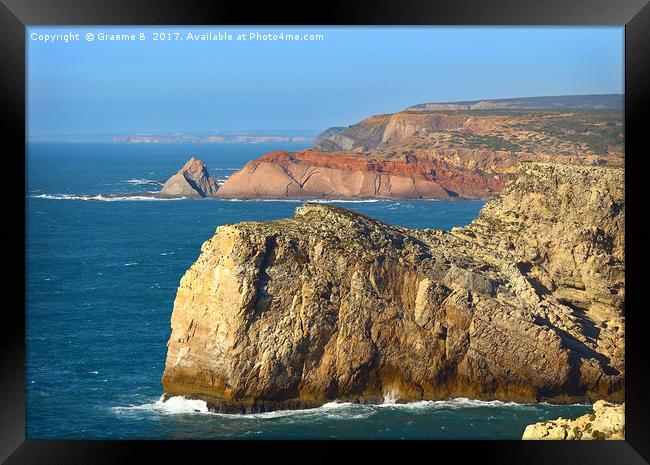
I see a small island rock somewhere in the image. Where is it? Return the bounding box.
[159,157,219,198]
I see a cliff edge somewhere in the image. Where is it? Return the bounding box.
[162,162,624,412]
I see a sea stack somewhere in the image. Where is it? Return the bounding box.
[162,162,624,413]
[159,157,219,198]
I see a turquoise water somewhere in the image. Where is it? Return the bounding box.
[26,143,590,439]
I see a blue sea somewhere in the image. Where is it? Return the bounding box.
[26,142,591,439]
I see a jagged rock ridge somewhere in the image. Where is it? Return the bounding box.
[162,162,624,413]
[159,157,219,198]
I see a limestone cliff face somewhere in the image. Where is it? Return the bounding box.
[162,162,624,412]
[159,157,219,198]
[522,401,624,440]
[453,163,625,374]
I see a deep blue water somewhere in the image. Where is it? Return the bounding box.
[26,143,590,439]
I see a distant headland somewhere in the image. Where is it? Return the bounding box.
[28,131,317,144]
[94,93,624,201]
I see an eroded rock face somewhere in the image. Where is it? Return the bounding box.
[216,150,455,200]
[162,162,624,412]
[159,157,219,198]
[218,108,623,200]
[522,401,624,440]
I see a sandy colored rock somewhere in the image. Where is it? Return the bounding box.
[162,162,624,412]
[522,401,624,440]
[159,157,219,198]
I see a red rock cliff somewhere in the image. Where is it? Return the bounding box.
[217,108,623,200]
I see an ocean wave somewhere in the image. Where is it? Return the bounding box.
[112,396,348,419]
[112,395,567,420]
[123,178,164,186]
[31,194,187,201]
[223,198,383,203]
[113,396,209,415]
[374,397,536,410]
[32,193,422,204]
[310,199,383,204]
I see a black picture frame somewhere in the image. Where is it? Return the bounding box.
[2,0,649,462]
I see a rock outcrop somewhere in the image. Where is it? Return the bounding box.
[162,162,624,413]
[159,157,219,198]
[522,401,624,440]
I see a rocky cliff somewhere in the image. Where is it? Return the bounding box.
[522,401,624,440]
[407,94,623,111]
[159,157,219,198]
[217,105,623,200]
[162,162,624,412]
[216,149,456,199]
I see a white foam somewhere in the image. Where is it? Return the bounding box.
[375,397,540,410]
[310,199,382,204]
[123,262,138,266]
[124,178,163,185]
[382,388,399,405]
[113,395,209,415]
[31,193,187,201]
[112,396,574,419]
[223,198,383,203]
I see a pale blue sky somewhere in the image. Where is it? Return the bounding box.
[27,26,624,136]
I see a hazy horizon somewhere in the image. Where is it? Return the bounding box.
[28,26,624,138]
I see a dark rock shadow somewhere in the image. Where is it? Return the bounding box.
[558,298,602,343]
[533,315,618,377]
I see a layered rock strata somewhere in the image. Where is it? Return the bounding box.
[162,162,624,413]
[216,149,458,199]
[217,107,623,200]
